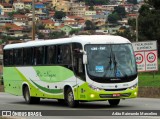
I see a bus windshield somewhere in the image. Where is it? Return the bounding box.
[85,44,137,79]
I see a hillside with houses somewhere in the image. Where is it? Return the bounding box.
[0,0,144,40]
[0,0,144,74]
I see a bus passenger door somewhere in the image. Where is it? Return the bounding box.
[73,52,86,100]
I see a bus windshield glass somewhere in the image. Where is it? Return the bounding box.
[85,44,137,79]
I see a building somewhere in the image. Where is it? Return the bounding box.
[1,23,24,37]
[70,2,86,17]
[13,1,25,11]
[0,15,13,24]
[0,3,13,15]
[13,14,29,26]
[41,19,55,29]
[22,0,32,9]
[85,11,96,16]
[52,0,71,13]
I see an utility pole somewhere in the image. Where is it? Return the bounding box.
[32,0,35,40]
[136,14,138,42]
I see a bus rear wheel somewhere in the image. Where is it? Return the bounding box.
[108,99,120,106]
[24,86,40,104]
[65,88,79,108]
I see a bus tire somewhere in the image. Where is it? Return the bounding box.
[108,99,120,106]
[65,88,79,108]
[24,86,40,104]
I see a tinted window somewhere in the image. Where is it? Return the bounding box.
[57,44,71,64]
[23,48,33,65]
[4,50,10,66]
[13,49,23,65]
[34,47,45,65]
[46,45,56,64]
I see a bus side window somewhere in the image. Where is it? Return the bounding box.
[35,47,44,65]
[57,45,63,64]
[46,45,56,64]
[62,45,71,64]
[57,44,71,65]
[8,50,13,66]
[13,49,23,65]
[4,50,11,66]
[23,48,33,65]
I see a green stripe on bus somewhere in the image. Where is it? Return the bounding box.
[30,79,63,94]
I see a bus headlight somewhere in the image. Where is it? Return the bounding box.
[129,83,138,90]
[89,84,102,91]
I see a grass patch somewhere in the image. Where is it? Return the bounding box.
[138,58,160,87]
[138,73,160,87]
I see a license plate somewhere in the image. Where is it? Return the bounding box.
[113,93,120,97]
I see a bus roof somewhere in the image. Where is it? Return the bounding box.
[4,35,131,49]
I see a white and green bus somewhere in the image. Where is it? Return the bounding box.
[3,35,138,107]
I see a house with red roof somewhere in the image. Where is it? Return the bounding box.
[13,14,29,26]
[0,3,13,15]
[41,19,55,29]
[2,23,24,37]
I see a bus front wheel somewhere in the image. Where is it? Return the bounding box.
[65,88,79,108]
[108,99,120,106]
[24,86,40,104]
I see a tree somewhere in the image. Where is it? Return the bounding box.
[84,20,95,30]
[37,32,45,39]
[54,11,66,20]
[113,6,126,18]
[8,11,16,19]
[49,31,66,39]
[37,24,45,30]
[137,0,160,55]
[116,28,136,42]
[69,29,80,35]
[108,12,120,23]
[89,5,94,11]
[127,0,138,4]
[138,4,150,16]
[5,27,11,32]
[145,0,160,10]
[16,8,30,14]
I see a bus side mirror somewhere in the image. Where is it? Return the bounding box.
[78,50,87,64]
[83,54,87,64]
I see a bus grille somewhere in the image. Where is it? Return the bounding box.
[104,88,127,91]
[99,93,131,98]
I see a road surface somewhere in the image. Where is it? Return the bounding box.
[0,93,160,119]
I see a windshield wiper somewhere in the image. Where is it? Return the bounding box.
[103,45,113,77]
[109,52,112,70]
[113,53,118,77]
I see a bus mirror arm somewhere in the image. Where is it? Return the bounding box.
[83,53,87,64]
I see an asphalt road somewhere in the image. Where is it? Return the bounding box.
[0,93,160,119]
